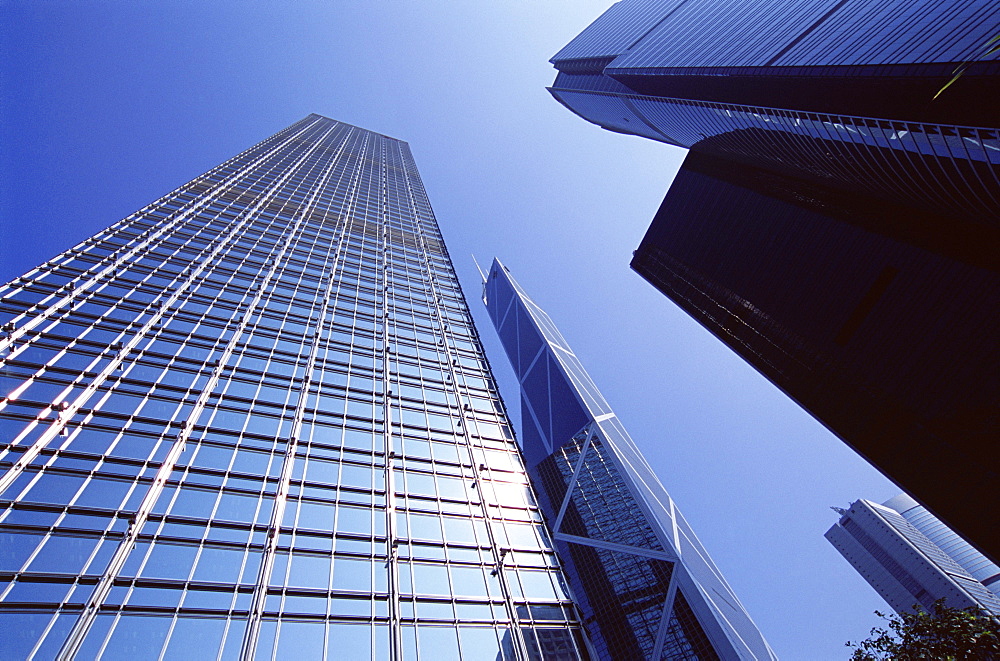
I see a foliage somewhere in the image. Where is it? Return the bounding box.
[847,600,1000,660]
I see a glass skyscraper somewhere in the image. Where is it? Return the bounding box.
[879,494,1000,597]
[548,0,1000,565]
[0,115,589,660]
[547,0,999,223]
[826,497,1000,617]
[483,259,776,661]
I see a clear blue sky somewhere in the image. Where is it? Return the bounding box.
[1,2,900,657]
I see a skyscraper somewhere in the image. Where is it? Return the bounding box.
[483,259,776,661]
[629,151,999,566]
[547,0,1000,222]
[826,497,1000,617]
[549,1,1000,563]
[0,115,589,660]
[879,494,1000,597]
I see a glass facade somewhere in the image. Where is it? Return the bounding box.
[547,0,1000,224]
[483,259,776,661]
[826,499,1000,617]
[629,148,999,569]
[551,1,1000,566]
[881,494,1000,597]
[0,114,588,660]
[550,77,1000,224]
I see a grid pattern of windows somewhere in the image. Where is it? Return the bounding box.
[0,114,587,660]
[484,260,777,661]
[533,429,673,660]
[875,508,1000,614]
[885,494,1000,594]
[841,518,935,611]
[548,0,1000,225]
[596,0,999,70]
[554,435,663,551]
[551,0,1000,569]
[549,82,1000,224]
[661,593,718,661]
[827,500,1000,618]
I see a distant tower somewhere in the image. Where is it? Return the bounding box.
[826,497,1000,616]
[881,494,1000,597]
[483,258,777,660]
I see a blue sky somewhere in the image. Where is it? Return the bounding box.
[2,2,901,657]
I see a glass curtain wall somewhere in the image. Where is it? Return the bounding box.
[0,115,588,660]
[483,259,777,661]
